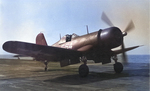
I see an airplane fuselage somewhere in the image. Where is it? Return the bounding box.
[52,27,123,52]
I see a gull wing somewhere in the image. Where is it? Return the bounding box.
[3,41,82,62]
[113,45,142,55]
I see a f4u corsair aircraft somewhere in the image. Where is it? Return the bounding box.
[3,12,140,77]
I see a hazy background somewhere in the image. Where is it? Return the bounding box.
[0,0,149,55]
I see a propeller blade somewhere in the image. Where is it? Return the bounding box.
[121,42,128,64]
[101,12,114,27]
[122,20,135,64]
[124,20,135,32]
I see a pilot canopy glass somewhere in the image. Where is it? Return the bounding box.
[58,33,79,44]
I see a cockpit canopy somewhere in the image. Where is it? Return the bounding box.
[72,33,79,38]
[59,33,79,44]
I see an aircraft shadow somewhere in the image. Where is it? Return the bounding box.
[32,68,78,72]
[44,68,149,85]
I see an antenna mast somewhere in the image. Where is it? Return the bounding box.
[86,25,89,34]
[59,34,61,40]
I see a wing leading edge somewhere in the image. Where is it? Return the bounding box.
[113,45,142,55]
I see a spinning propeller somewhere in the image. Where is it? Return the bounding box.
[101,12,135,63]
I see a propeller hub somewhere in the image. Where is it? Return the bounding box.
[122,32,127,36]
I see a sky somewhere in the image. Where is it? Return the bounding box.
[0,0,149,55]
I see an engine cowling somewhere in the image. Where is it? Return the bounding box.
[98,27,123,49]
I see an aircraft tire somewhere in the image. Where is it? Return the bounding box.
[114,62,123,73]
[79,64,89,77]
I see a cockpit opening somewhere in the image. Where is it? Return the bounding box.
[66,35,72,42]
[58,33,79,44]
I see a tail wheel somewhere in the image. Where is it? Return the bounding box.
[79,64,89,77]
[114,62,123,73]
[44,60,48,71]
[45,67,47,71]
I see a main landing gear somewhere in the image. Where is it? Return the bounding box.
[112,55,123,73]
[78,55,123,77]
[79,56,89,77]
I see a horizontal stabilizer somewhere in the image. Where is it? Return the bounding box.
[14,54,28,57]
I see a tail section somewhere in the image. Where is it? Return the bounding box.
[36,33,48,46]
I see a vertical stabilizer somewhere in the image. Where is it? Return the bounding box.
[36,33,48,46]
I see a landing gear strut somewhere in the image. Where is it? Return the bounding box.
[112,55,123,73]
[79,56,89,77]
[44,60,48,71]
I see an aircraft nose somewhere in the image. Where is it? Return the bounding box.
[113,27,123,44]
[99,27,123,48]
